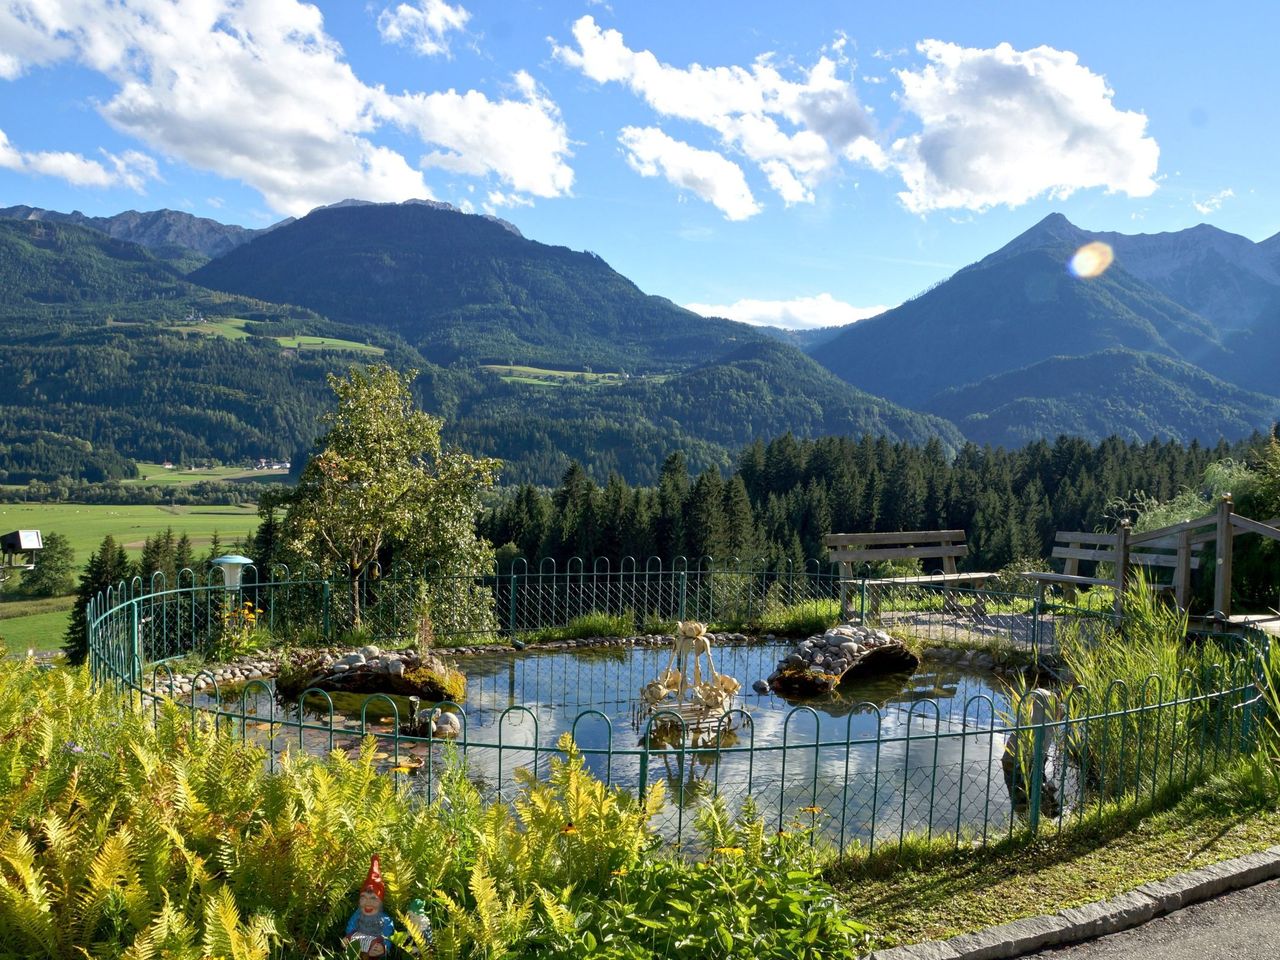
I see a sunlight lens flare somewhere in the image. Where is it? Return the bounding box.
[1068,241,1115,279]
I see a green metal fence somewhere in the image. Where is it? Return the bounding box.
[87,560,1267,852]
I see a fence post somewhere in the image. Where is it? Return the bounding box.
[859,577,867,625]
[678,571,687,622]
[1027,697,1048,835]
[130,601,141,687]
[322,580,332,639]
[508,572,518,634]
[1214,494,1234,621]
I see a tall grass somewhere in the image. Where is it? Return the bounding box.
[1057,574,1247,803]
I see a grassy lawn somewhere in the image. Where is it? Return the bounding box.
[126,462,290,487]
[0,607,70,652]
[275,334,384,355]
[481,363,629,386]
[167,317,384,355]
[832,763,1280,951]
[0,502,261,560]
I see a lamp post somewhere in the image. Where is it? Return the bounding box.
[210,554,254,591]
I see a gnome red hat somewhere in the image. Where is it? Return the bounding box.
[361,855,385,901]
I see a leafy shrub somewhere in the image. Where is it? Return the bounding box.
[0,653,867,959]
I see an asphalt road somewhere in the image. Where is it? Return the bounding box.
[1026,878,1280,959]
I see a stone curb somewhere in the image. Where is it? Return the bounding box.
[863,845,1280,960]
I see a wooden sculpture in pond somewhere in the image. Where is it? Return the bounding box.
[640,621,741,732]
[343,855,395,958]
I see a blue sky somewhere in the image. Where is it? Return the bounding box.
[1,1,1277,328]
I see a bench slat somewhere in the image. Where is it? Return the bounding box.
[1051,546,1118,563]
[858,572,993,586]
[830,545,969,563]
[1131,552,1201,570]
[1022,571,1119,587]
[824,530,966,547]
[1053,531,1119,546]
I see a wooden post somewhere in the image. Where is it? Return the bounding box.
[1063,540,1081,603]
[1214,494,1234,620]
[1113,521,1130,619]
[1174,528,1193,611]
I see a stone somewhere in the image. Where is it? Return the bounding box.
[387,660,405,678]
[337,653,365,668]
[945,914,1068,960]
[331,663,350,673]
[358,645,381,659]
[752,679,769,694]
[1056,891,1155,940]
[869,942,960,960]
[433,712,462,738]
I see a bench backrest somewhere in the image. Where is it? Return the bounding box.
[824,530,967,575]
[1050,529,1202,584]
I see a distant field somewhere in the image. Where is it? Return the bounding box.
[0,503,262,561]
[125,462,290,487]
[275,334,384,355]
[481,364,629,386]
[0,609,68,653]
[0,503,265,656]
[167,317,384,356]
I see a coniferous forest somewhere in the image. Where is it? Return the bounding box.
[480,433,1261,573]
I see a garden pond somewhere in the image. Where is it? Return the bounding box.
[189,641,1042,847]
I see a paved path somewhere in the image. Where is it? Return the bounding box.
[1026,878,1280,959]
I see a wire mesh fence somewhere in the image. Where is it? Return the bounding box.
[88,560,1267,854]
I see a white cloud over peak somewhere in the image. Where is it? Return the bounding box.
[1193,188,1234,215]
[685,293,887,330]
[0,127,156,190]
[620,127,760,221]
[0,0,572,215]
[554,15,882,215]
[891,40,1159,212]
[377,0,470,58]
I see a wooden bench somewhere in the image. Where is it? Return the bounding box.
[823,530,995,622]
[1022,523,1204,614]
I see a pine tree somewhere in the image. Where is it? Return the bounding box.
[722,475,757,561]
[18,531,75,598]
[64,535,133,665]
[684,469,727,560]
[653,453,690,561]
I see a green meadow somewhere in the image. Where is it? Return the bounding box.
[0,503,265,653]
[0,502,262,560]
[124,461,289,487]
[167,317,384,355]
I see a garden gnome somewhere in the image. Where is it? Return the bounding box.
[343,854,395,958]
[403,898,434,956]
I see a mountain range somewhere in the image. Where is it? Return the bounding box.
[812,212,1280,446]
[0,200,1276,487]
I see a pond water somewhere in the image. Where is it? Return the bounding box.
[190,641,1037,848]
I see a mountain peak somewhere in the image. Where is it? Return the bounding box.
[305,197,524,238]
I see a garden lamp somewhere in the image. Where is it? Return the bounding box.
[211,554,254,590]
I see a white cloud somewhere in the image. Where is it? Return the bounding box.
[377,0,469,58]
[0,0,572,216]
[0,127,156,190]
[390,71,573,198]
[685,293,887,330]
[553,16,881,211]
[620,126,760,221]
[1193,188,1234,215]
[891,40,1159,212]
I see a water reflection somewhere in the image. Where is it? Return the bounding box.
[189,642,1022,847]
